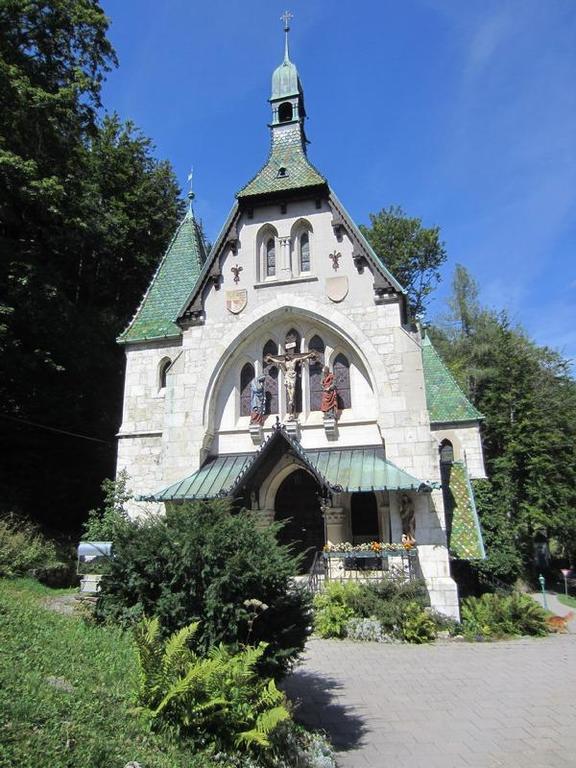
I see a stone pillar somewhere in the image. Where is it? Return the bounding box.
[253,509,275,530]
[323,507,345,546]
[279,236,291,279]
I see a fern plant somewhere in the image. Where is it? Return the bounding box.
[133,617,290,751]
[461,592,548,639]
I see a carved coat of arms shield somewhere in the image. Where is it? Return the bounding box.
[225,289,248,314]
[325,276,349,303]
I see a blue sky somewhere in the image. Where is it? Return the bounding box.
[100,0,576,364]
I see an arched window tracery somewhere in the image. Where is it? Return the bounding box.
[266,238,276,278]
[290,220,313,276]
[299,232,310,273]
[240,362,254,417]
[333,353,351,410]
[262,340,279,415]
[308,335,325,412]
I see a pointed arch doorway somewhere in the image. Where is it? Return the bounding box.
[274,468,324,573]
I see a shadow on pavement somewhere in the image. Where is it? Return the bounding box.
[282,669,366,751]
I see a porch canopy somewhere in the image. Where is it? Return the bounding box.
[140,426,435,503]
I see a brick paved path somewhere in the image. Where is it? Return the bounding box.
[283,636,576,768]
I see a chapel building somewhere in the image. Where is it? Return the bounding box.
[116,21,486,618]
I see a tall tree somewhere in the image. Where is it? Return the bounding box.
[0,2,184,529]
[432,267,576,577]
[359,205,447,317]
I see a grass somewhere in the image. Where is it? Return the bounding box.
[0,578,219,768]
[557,594,576,610]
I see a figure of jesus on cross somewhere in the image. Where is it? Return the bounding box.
[264,347,317,420]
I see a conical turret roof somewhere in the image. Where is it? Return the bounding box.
[118,208,207,343]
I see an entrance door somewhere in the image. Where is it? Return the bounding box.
[274,469,324,573]
[351,491,379,544]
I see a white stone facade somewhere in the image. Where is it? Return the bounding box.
[115,46,487,621]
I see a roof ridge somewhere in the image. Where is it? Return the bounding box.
[327,189,406,295]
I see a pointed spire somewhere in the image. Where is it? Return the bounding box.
[281,10,293,63]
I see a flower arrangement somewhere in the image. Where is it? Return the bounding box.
[323,541,415,553]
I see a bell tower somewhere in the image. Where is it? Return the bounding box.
[270,11,307,146]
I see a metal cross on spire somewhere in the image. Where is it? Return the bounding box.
[281,10,293,61]
[187,167,195,212]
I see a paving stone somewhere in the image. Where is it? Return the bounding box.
[283,635,576,768]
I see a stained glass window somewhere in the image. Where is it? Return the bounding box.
[240,363,254,417]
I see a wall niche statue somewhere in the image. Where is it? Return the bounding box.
[400,493,416,544]
[320,365,338,419]
[250,375,266,425]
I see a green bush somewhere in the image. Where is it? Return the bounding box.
[313,575,437,643]
[313,581,360,638]
[133,616,290,751]
[461,592,548,640]
[400,602,437,644]
[343,574,429,638]
[0,514,59,577]
[81,470,133,542]
[96,500,312,676]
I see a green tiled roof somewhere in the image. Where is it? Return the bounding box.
[119,210,207,344]
[446,462,486,560]
[421,336,483,423]
[237,126,326,199]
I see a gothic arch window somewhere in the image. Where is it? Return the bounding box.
[308,335,325,411]
[278,101,293,122]
[158,357,172,391]
[290,219,313,276]
[439,439,454,464]
[333,353,351,410]
[263,340,279,415]
[266,238,276,278]
[240,362,254,417]
[256,225,278,282]
[300,232,310,273]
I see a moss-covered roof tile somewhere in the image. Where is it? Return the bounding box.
[422,336,483,423]
[446,462,486,560]
[237,127,326,199]
[119,210,207,344]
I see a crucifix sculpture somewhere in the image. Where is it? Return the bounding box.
[264,347,317,420]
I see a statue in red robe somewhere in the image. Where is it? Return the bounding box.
[320,366,338,418]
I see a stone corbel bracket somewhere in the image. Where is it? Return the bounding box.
[249,423,264,445]
[323,415,338,441]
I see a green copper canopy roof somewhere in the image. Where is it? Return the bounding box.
[421,336,483,423]
[141,438,435,503]
[306,448,434,493]
[446,462,486,560]
[143,454,253,502]
[119,209,207,344]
